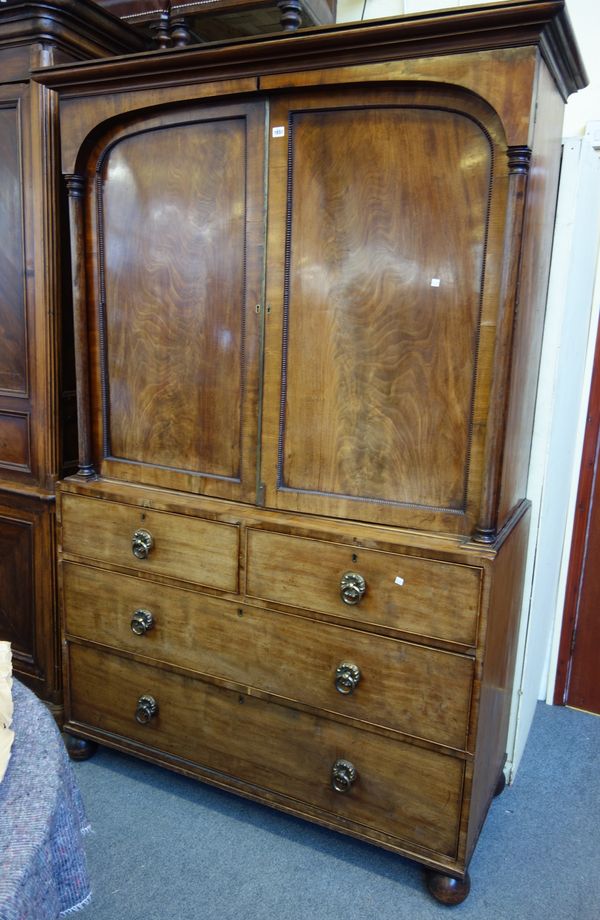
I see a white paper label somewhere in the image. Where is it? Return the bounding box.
[430,278,441,287]
[394,576,405,587]
[272,126,285,138]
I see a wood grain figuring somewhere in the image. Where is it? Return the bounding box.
[62,562,474,749]
[0,103,27,395]
[279,105,491,511]
[101,117,247,480]
[60,493,239,592]
[0,412,30,469]
[246,529,481,647]
[259,48,537,147]
[69,643,464,857]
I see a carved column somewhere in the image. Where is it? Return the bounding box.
[65,175,96,480]
[474,146,531,543]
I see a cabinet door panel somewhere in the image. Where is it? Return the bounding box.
[94,103,265,501]
[0,99,27,396]
[263,91,497,528]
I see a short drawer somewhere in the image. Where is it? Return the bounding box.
[68,644,465,858]
[246,530,481,646]
[62,563,474,749]
[60,493,239,593]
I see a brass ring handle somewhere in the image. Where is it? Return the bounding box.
[340,572,366,606]
[135,694,158,725]
[131,609,154,636]
[331,759,357,794]
[335,662,361,695]
[132,529,154,560]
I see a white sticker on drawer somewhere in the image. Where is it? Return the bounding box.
[395,576,405,586]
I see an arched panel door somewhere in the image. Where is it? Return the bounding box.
[261,86,508,533]
[86,100,266,502]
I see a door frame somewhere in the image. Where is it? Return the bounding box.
[553,312,600,704]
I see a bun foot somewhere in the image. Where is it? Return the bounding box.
[494,769,507,797]
[425,870,471,905]
[64,734,98,761]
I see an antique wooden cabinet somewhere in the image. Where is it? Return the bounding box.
[0,1,143,716]
[38,0,585,902]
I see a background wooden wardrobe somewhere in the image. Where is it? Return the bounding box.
[0,0,143,718]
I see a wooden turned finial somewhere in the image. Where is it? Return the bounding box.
[277,0,303,31]
[152,2,171,49]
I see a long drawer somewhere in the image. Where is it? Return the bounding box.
[246,529,481,646]
[62,563,474,749]
[60,493,239,592]
[68,644,465,857]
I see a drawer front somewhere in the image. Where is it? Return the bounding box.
[246,530,481,646]
[63,563,474,749]
[68,644,464,857]
[60,493,239,592]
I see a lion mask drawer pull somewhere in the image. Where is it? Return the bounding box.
[331,759,358,793]
[132,529,154,560]
[135,694,159,724]
[334,662,361,695]
[130,609,154,636]
[340,572,366,606]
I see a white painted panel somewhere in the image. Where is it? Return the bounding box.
[506,130,600,781]
[336,0,403,21]
[403,0,454,11]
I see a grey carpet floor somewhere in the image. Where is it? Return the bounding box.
[72,702,600,920]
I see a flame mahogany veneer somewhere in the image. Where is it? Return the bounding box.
[36,1,586,903]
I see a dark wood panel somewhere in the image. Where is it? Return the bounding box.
[0,412,30,470]
[0,514,34,659]
[93,103,265,501]
[279,105,491,511]
[0,103,27,395]
[102,116,246,479]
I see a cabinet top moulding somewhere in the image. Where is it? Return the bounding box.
[0,0,146,68]
[33,0,586,96]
